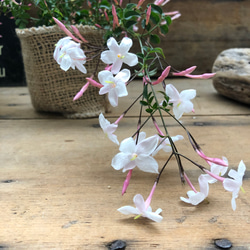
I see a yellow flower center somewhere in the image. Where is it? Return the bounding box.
[117,53,125,59]
[130,153,138,161]
[105,80,116,88]
[177,101,182,107]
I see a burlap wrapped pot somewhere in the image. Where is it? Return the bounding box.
[16,25,110,118]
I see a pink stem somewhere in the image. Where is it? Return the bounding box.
[145,182,157,209]
[114,113,124,125]
[196,150,228,167]
[153,120,164,136]
[184,173,198,193]
[204,169,225,183]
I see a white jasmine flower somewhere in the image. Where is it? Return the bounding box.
[111,132,159,173]
[98,69,130,107]
[100,37,138,74]
[223,160,246,211]
[152,134,184,156]
[165,84,196,120]
[99,113,119,145]
[118,194,163,223]
[54,37,87,74]
[53,36,71,61]
[180,175,209,205]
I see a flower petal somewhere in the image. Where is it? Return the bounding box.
[98,70,114,85]
[165,84,180,102]
[108,89,119,107]
[136,135,158,155]
[116,82,128,98]
[237,160,246,176]
[198,175,209,197]
[107,37,119,53]
[136,156,159,173]
[180,89,196,100]
[101,51,117,64]
[117,206,139,215]
[60,55,72,71]
[119,37,133,54]
[223,178,239,192]
[133,194,146,213]
[111,59,123,74]
[173,105,184,120]
[119,137,136,153]
[115,69,131,82]
[145,211,163,223]
[111,152,131,170]
[123,52,138,67]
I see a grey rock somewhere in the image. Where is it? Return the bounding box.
[212,48,250,105]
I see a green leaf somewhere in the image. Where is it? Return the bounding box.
[124,10,140,20]
[136,53,144,59]
[150,34,160,44]
[126,3,137,9]
[148,96,154,104]
[152,102,158,109]
[140,100,148,106]
[165,15,172,25]
[100,0,111,8]
[148,68,158,77]
[150,4,163,15]
[150,11,160,24]
[149,47,165,58]
[162,100,167,108]
[124,20,137,29]
[146,108,153,113]
[160,24,169,34]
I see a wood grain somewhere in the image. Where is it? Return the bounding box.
[0,80,250,249]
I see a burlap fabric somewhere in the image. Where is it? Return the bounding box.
[16,25,110,118]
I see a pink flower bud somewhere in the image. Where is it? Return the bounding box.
[136,0,146,9]
[73,82,90,101]
[53,17,82,43]
[104,9,109,22]
[185,73,216,79]
[95,24,102,29]
[172,66,197,76]
[146,5,151,25]
[70,25,88,43]
[122,170,133,195]
[152,66,171,85]
[112,5,120,29]
[86,78,103,88]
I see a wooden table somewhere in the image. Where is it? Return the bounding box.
[0,79,250,249]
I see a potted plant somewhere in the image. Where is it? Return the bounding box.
[0,0,112,118]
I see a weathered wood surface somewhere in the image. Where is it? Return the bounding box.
[149,0,250,73]
[0,79,250,249]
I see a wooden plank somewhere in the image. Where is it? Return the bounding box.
[0,117,249,249]
[1,79,250,120]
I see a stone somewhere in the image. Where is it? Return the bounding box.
[212,48,250,105]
